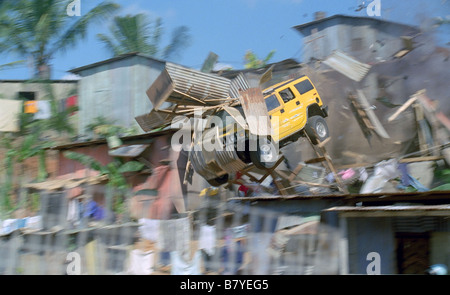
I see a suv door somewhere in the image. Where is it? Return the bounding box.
[275,85,306,140]
[264,93,283,142]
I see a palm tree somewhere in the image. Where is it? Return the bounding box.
[244,50,276,69]
[97,13,191,60]
[0,0,120,79]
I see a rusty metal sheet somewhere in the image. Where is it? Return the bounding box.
[323,50,371,82]
[166,62,231,104]
[145,69,174,110]
[145,63,233,112]
[108,144,149,158]
[238,88,272,136]
[222,105,248,130]
[135,109,183,132]
[229,73,250,99]
[259,65,274,85]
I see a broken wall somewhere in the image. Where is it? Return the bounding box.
[277,34,449,167]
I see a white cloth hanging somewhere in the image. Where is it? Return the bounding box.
[199,225,216,256]
[34,100,51,120]
[170,250,202,275]
[127,249,155,275]
[138,218,160,242]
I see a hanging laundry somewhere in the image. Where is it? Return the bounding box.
[83,200,105,221]
[25,215,42,231]
[170,250,202,275]
[0,99,22,132]
[359,167,369,182]
[199,225,216,256]
[138,218,160,242]
[66,95,78,115]
[34,100,51,120]
[67,199,81,225]
[66,95,77,108]
[24,101,38,114]
[360,159,400,194]
[127,249,155,275]
[338,168,356,180]
[397,163,429,192]
[158,217,191,253]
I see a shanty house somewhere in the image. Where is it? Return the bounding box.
[324,191,450,274]
[293,14,420,64]
[68,52,166,138]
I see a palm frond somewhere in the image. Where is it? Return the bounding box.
[97,33,121,57]
[51,1,119,55]
[162,25,191,60]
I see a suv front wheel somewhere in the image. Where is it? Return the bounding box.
[305,115,329,145]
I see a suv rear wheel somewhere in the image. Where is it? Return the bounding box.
[250,136,279,169]
[305,115,329,144]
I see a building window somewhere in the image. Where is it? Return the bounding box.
[18,91,36,100]
[352,38,364,51]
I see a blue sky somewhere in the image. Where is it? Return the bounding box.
[0,0,448,79]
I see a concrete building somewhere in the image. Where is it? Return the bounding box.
[293,14,420,64]
[0,79,78,102]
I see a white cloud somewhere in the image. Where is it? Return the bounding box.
[214,63,234,71]
[61,73,81,80]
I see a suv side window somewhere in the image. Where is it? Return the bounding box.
[265,94,281,112]
[294,79,314,95]
[278,88,295,103]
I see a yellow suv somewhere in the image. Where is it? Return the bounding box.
[190,75,329,186]
[264,75,328,145]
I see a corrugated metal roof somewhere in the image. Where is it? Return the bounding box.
[165,62,232,102]
[325,205,450,217]
[69,52,165,74]
[49,128,177,150]
[229,73,250,99]
[322,50,371,82]
[293,14,419,34]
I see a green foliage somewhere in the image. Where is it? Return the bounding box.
[63,151,145,215]
[85,116,139,139]
[97,13,191,60]
[244,49,276,69]
[63,151,145,189]
[432,167,450,191]
[0,0,120,78]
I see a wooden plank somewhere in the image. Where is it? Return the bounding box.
[172,89,207,105]
[356,89,390,139]
[414,103,429,155]
[399,156,444,163]
[305,157,326,164]
[304,131,348,194]
[317,137,331,148]
[388,96,418,122]
[288,163,304,182]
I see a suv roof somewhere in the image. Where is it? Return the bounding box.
[262,75,306,96]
